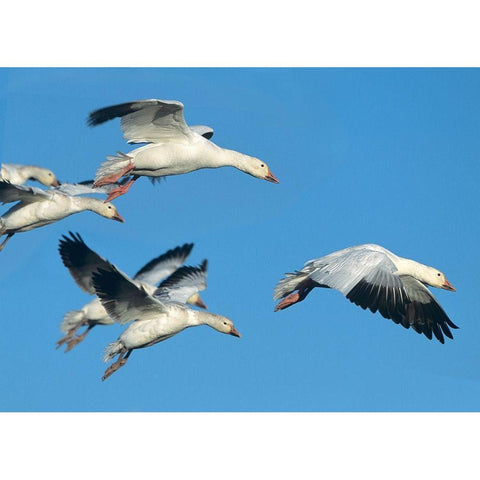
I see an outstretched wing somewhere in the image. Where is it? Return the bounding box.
[0,180,51,205]
[58,231,111,294]
[87,99,193,143]
[92,263,166,324]
[56,180,122,196]
[133,243,194,286]
[154,260,208,304]
[396,275,458,344]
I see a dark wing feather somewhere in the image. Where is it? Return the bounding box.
[92,263,165,324]
[133,243,194,285]
[400,275,458,344]
[58,231,111,294]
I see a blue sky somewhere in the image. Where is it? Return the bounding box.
[0,68,478,411]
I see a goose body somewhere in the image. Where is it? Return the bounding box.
[57,234,207,351]
[92,263,240,380]
[274,243,457,343]
[88,99,279,201]
[0,163,60,187]
[0,182,124,251]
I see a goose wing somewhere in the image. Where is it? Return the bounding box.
[133,243,194,286]
[87,99,193,144]
[396,275,458,343]
[92,263,166,324]
[56,180,121,196]
[0,181,51,205]
[154,260,208,304]
[58,232,111,294]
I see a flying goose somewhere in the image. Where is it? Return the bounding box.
[88,99,279,201]
[92,262,240,381]
[0,182,124,251]
[57,233,207,351]
[273,244,457,343]
[0,163,60,187]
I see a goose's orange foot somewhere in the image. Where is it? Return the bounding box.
[274,292,300,312]
[93,162,134,188]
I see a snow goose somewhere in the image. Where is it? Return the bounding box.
[92,262,240,381]
[57,232,207,351]
[0,182,124,251]
[273,244,457,343]
[88,99,279,201]
[0,163,60,187]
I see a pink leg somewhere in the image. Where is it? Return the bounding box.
[64,325,95,352]
[0,233,14,252]
[104,176,138,202]
[274,292,300,312]
[102,349,132,381]
[93,162,135,188]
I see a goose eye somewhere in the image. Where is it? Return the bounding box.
[437,273,441,276]
[260,164,265,168]
[108,206,112,209]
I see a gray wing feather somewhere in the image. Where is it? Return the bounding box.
[88,99,192,143]
[56,180,121,196]
[154,260,208,304]
[0,181,51,205]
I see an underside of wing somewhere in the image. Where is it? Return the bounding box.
[87,99,192,143]
[154,260,208,304]
[398,275,458,343]
[56,180,122,197]
[345,268,408,324]
[58,231,111,294]
[133,243,194,285]
[92,263,166,324]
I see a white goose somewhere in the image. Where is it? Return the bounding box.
[92,262,241,381]
[273,244,457,343]
[0,182,124,251]
[0,163,60,187]
[57,233,208,351]
[88,99,279,201]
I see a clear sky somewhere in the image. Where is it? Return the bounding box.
[0,68,478,411]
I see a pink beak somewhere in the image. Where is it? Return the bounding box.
[52,179,61,187]
[264,168,279,184]
[113,212,125,223]
[441,278,456,291]
[230,326,241,338]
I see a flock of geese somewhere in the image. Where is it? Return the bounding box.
[0,98,457,380]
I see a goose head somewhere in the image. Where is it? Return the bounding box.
[423,266,456,291]
[209,315,241,337]
[98,202,125,223]
[246,158,279,184]
[31,168,61,187]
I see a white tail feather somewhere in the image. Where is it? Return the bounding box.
[103,340,124,363]
[60,310,86,333]
[273,271,310,300]
[94,152,132,184]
